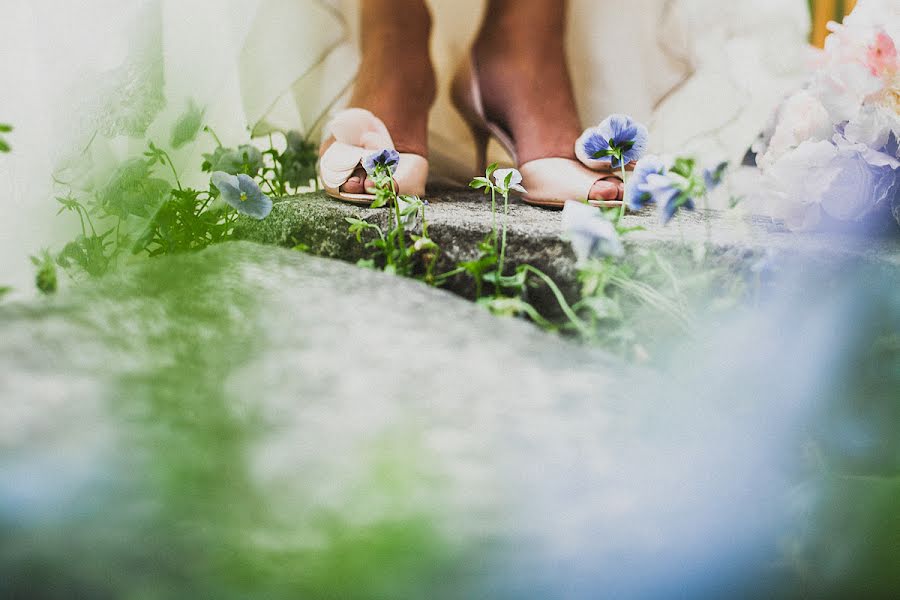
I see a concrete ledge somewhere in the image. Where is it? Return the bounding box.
[235,188,900,313]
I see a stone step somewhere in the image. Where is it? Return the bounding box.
[235,188,900,315]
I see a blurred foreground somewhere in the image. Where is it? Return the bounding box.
[1,241,898,598]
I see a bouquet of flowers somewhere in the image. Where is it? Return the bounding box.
[754,0,900,231]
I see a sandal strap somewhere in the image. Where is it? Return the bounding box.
[519,158,616,203]
[319,109,428,196]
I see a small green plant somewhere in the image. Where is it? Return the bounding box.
[31,251,58,295]
[464,164,591,336]
[0,123,12,153]
[45,110,309,287]
[0,123,13,152]
[345,150,438,279]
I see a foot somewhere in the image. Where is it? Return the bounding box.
[472,2,623,201]
[320,1,436,195]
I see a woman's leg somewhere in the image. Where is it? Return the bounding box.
[326,0,436,193]
[473,0,622,200]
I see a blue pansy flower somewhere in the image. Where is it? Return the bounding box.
[624,155,667,210]
[576,114,649,169]
[561,200,625,263]
[703,161,729,192]
[640,172,694,224]
[363,149,400,177]
[211,171,273,220]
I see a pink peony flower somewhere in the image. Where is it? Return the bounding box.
[866,31,898,77]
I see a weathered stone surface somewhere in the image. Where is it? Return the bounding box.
[235,187,900,311]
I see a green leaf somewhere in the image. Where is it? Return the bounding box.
[170,99,205,149]
[55,195,82,214]
[580,296,622,321]
[469,177,490,190]
[280,131,318,189]
[591,148,616,160]
[485,163,499,178]
[671,157,696,179]
[0,123,12,133]
[369,195,389,209]
[31,251,58,295]
[202,144,264,176]
[99,159,172,218]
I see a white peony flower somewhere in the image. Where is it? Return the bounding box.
[844,104,900,152]
[764,141,841,230]
[758,91,834,169]
[766,137,900,230]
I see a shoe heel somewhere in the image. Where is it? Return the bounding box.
[469,123,490,175]
[452,55,518,175]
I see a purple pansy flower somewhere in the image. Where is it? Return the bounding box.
[561,200,624,263]
[363,149,400,177]
[703,161,729,191]
[641,172,694,225]
[624,155,667,210]
[577,114,649,169]
[211,171,272,220]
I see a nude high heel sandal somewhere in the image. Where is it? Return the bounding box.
[318,108,429,206]
[451,58,624,209]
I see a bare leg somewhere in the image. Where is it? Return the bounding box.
[322,0,436,193]
[473,0,623,200]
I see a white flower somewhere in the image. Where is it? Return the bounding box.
[764,140,840,230]
[561,201,624,263]
[758,91,834,169]
[844,104,900,152]
[492,168,526,193]
[813,64,883,125]
[765,137,900,230]
[843,0,900,42]
[810,19,888,124]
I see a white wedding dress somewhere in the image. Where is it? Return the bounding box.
[0,0,810,292]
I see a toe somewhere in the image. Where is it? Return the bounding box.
[340,168,367,194]
[364,176,398,194]
[589,178,622,201]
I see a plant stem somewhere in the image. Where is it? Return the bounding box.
[434,266,466,283]
[522,265,592,338]
[268,133,285,196]
[204,126,223,147]
[263,178,279,197]
[498,191,510,278]
[391,181,407,259]
[490,186,497,247]
[75,207,86,237]
[703,192,712,247]
[196,193,213,216]
[618,160,627,221]
[161,149,183,191]
[81,205,98,236]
